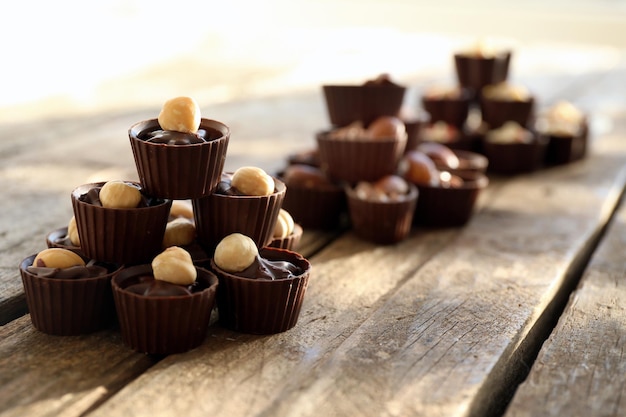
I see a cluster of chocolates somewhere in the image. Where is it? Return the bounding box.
[279,74,489,245]
[417,40,589,173]
[19,97,312,355]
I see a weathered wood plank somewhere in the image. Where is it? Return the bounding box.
[504,192,626,417]
[86,129,626,417]
[0,317,157,417]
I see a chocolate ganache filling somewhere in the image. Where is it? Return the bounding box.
[144,130,207,145]
[79,185,163,207]
[124,275,207,297]
[236,255,303,281]
[27,260,110,279]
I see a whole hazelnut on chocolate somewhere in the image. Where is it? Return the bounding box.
[158,96,201,134]
[67,216,80,246]
[367,116,406,140]
[213,233,258,273]
[282,164,333,188]
[273,209,295,239]
[400,151,440,187]
[33,248,85,269]
[162,218,196,248]
[152,246,197,285]
[99,180,142,209]
[231,166,275,196]
[416,142,460,170]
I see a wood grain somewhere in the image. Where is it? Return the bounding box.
[504,194,626,417]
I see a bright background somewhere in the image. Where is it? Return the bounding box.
[1,0,625,122]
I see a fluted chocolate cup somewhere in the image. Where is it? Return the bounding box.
[211,247,311,334]
[346,184,418,244]
[71,182,172,265]
[193,177,286,254]
[129,118,230,199]
[268,224,304,251]
[433,149,489,177]
[542,120,589,165]
[480,96,535,129]
[280,181,347,230]
[20,254,120,335]
[323,84,406,127]
[316,131,407,184]
[111,264,218,355]
[453,50,511,99]
[412,172,489,227]
[483,137,548,174]
[421,90,472,128]
[46,227,82,255]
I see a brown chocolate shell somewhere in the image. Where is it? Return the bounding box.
[211,247,311,334]
[71,182,171,265]
[19,254,120,335]
[323,84,406,127]
[345,184,418,244]
[129,118,230,199]
[111,264,218,355]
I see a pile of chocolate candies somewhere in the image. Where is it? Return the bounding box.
[279,42,589,243]
[19,97,311,355]
[417,40,589,174]
[279,74,487,244]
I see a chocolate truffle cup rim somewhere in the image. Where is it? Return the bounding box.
[128,118,230,147]
[210,247,311,284]
[20,254,122,284]
[212,175,287,199]
[316,129,407,144]
[412,171,489,191]
[46,227,82,252]
[111,264,219,300]
[344,182,419,205]
[71,181,171,210]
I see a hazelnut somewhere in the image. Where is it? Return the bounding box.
[400,151,440,186]
[416,142,460,170]
[367,116,406,140]
[33,248,85,269]
[162,218,196,248]
[99,181,142,209]
[231,166,275,196]
[169,200,194,221]
[213,233,258,273]
[68,216,80,246]
[355,175,409,202]
[152,246,197,285]
[157,96,201,134]
[282,164,333,189]
[273,209,295,239]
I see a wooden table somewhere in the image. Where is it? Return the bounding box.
[1,43,626,417]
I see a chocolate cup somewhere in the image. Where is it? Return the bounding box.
[268,224,304,251]
[112,264,218,355]
[323,84,407,127]
[71,182,172,265]
[280,181,347,230]
[20,254,120,336]
[412,172,489,227]
[316,131,407,184]
[211,247,311,334]
[46,227,82,255]
[346,184,418,244]
[453,51,512,99]
[129,118,230,199]
[421,92,472,128]
[543,121,589,165]
[434,150,489,177]
[192,178,286,254]
[483,137,548,174]
[480,96,535,129]
[403,117,426,154]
